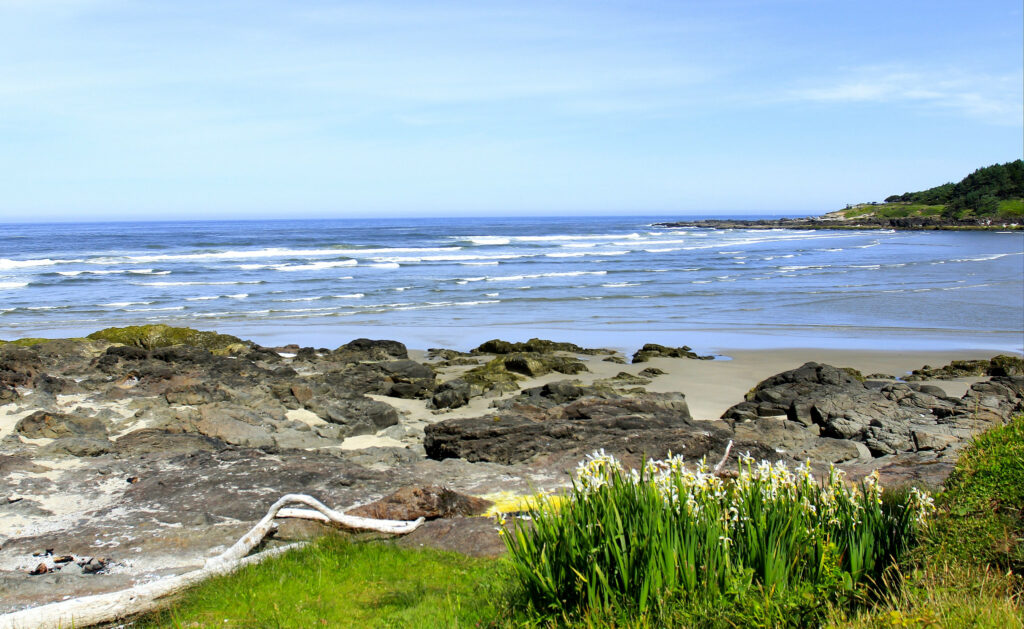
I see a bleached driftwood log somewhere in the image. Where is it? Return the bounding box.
[0,493,425,629]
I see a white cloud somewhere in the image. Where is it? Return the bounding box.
[790,67,1023,126]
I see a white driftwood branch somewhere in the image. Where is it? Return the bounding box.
[713,440,734,473]
[0,493,424,629]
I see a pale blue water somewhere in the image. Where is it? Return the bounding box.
[1,216,1022,352]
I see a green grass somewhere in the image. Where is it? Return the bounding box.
[841,200,1024,222]
[998,199,1024,217]
[136,536,511,628]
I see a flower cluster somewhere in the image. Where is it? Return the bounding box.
[572,450,934,536]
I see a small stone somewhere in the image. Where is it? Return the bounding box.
[6,495,22,503]
[126,476,140,484]
[29,563,49,575]
[52,555,74,564]
[32,548,54,557]
[60,562,84,575]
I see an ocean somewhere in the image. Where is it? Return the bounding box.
[1,216,1021,353]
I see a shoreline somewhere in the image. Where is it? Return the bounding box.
[4,321,1022,358]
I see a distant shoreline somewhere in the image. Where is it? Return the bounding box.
[653,216,1023,231]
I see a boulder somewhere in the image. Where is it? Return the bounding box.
[15,411,108,440]
[429,379,471,410]
[377,359,437,398]
[631,343,714,363]
[305,395,400,437]
[332,338,408,362]
[424,394,711,466]
[347,486,492,521]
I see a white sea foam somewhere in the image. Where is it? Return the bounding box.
[372,253,530,263]
[126,306,186,312]
[0,281,28,290]
[226,293,248,299]
[485,270,607,282]
[0,258,79,270]
[87,246,462,265]
[134,280,263,286]
[951,252,1022,263]
[459,261,500,265]
[186,296,222,301]
[368,262,400,269]
[332,293,364,299]
[462,236,510,245]
[102,301,153,307]
[601,282,641,287]
[272,260,358,272]
[485,292,499,297]
[546,252,586,258]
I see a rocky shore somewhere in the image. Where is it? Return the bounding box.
[653,215,1023,231]
[1,326,1022,613]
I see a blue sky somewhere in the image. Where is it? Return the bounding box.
[0,0,1021,221]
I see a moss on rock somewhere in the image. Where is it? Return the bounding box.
[86,325,249,353]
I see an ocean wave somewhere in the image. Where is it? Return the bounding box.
[87,246,463,265]
[459,236,510,246]
[125,306,186,312]
[0,257,80,270]
[459,261,500,265]
[133,280,264,286]
[950,252,1022,263]
[368,262,400,269]
[272,260,358,271]
[485,270,607,282]
[372,253,531,263]
[332,293,365,299]
[102,301,154,307]
[0,281,29,290]
[601,282,641,287]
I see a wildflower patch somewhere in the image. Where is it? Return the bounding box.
[504,450,934,620]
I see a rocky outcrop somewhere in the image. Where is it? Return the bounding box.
[631,343,714,363]
[423,392,733,466]
[905,355,1024,380]
[472,338,612,356]
[722,362,1024,457]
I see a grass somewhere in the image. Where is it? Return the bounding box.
[840,200,1024,222]
[135,536,510,628]
[133,418,1023,628]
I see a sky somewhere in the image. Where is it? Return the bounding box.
[0,0,1021,221]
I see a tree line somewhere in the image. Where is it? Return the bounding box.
[884,160,1024,217]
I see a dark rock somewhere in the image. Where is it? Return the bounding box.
[632,343,714,363]
[905,355,1024,380]
[15,411,108,440]
[473,338,612,355]
[424,394,716,466]
[430,379,471,409]
[306,395,400,437]
[333,338,408,361]
[39,438,113,457]
[164,384,226,406]
[114,429,227,455]
[377,359,436,398]
[347,486,492,521]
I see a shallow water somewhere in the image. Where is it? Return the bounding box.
[1,216,1021,352]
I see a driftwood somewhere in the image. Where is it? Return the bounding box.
[0,493,425,629]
